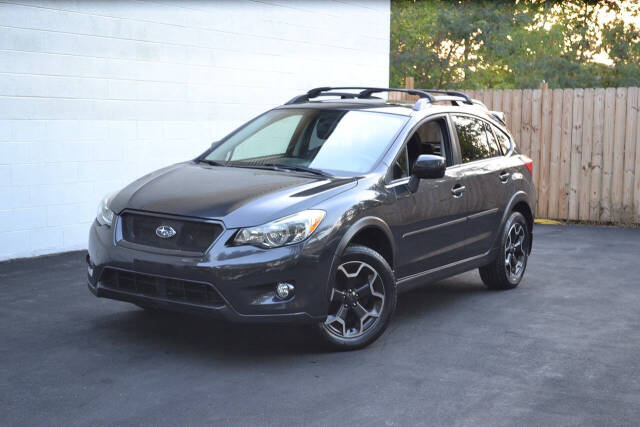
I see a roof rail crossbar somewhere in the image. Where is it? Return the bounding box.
[285,86,436,105]
[430,95,473,104]
[420,89,473,105]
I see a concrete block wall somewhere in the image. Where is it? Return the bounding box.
[0,0,390,260]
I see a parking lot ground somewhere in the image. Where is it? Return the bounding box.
[2,224,640,426]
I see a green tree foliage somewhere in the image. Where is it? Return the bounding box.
[390,0,640,89]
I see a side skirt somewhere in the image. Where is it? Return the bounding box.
[395,248,496,293]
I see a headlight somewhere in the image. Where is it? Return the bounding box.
[233,210,325,248]
[96,192,116,227]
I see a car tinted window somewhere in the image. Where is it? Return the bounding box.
[492,125,512,154]
[484,122,501,156]
[453,115,491,163]
[205,109,408,175]
[407,117,453,171]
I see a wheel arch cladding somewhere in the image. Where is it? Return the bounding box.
[336,217,395,270]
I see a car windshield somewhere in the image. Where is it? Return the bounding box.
[203,108,408,176]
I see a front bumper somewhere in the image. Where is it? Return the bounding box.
[87,218,336,323]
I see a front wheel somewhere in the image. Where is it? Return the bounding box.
[317,245,396,350]
[479,211,529,290]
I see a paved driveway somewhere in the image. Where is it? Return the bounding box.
[2,225,640,426]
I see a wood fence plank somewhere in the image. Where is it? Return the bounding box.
[622,88,637,223]
[579,88,594,221]
[611,88,627,222]
[635,91,640,222]
[492,90,502,112]
[483,90,493,109]
[600,88,617,222]
[520,90,532,156]
[590,88,606,221]
[503,89,512,128]
[559,89,574,219]
[569,89,583,220]
[405,77,414,89]
[511,90,522,149]
[548,89,564,219]
[558,89,573,219]
[532,89,544,216]
[538,86,553,218]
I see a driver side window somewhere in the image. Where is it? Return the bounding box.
[391,117,452,181]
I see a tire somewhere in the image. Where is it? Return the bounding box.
[479,211,529,290]
[317,245,397,350]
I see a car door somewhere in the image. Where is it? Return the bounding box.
[389,115,470,279]
[451,114,506,258]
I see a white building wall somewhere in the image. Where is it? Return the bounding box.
[0,0,390,260]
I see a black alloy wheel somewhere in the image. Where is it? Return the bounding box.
[479,211,529,290]
[318,245,396,350]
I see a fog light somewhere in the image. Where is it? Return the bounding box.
[275,282,295,300]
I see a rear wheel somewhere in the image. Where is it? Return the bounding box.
[479,211,529,290]
[317,245,396,350]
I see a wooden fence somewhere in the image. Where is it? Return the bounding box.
[393,80,640,224]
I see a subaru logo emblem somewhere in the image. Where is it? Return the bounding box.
[155,225,176,239]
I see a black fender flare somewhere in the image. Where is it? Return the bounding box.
[334,216,396,266]
[323,216,397,297]
[496,190,534,253]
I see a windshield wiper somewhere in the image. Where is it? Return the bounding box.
[198,159,225,166]
[199,159,331,177]
[258,163,331,178]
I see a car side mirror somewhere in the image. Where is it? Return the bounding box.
[408,154,446,192]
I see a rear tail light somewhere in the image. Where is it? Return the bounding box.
[521,155,533,176]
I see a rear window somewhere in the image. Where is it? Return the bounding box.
[484,123,501,156]
[453,115,492,163]
[492,125,512,154]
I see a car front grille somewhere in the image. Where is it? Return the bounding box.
[120,213,222,253]
[100,269,225,307]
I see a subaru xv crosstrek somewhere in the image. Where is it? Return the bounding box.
[87,87,536,350]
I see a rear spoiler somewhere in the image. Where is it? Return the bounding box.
[490,111,506,124]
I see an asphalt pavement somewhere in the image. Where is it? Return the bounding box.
[2,224,640,426]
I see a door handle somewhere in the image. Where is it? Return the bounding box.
[451,184,466,198]
[499,171,511,183]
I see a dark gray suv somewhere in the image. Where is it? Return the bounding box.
[87,87,536,350]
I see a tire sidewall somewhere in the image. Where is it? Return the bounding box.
[318,245,396,350]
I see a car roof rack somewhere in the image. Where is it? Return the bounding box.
[285,87,474,111]
[285,86,437,108]
[419,89,474,105]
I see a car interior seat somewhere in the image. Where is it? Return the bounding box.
[408,120,446,171]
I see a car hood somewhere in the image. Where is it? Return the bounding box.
[111,162,357,228]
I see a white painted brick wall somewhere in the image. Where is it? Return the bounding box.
[0,0,390,260]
